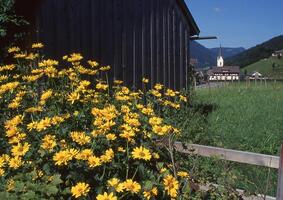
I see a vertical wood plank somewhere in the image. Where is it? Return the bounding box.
[277,144,283,200]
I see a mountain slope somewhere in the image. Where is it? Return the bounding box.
[226,35,283,68]
[210,47,245,59]
[190,41,215,68]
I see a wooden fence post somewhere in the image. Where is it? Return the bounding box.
[277,144,283,200]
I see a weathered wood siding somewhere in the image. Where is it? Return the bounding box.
[16,0,197,90]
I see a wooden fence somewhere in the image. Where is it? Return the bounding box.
[172,142,283,200]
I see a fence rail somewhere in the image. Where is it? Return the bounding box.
[174,142,280,169]
[171,142,283,200]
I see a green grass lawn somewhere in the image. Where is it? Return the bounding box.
[242,57,283,79]
[194,82,283,196]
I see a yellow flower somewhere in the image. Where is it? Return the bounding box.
[160,167,168,173]
[71,182,90,198]
[142,78,149,83]
[99,65,111,71]
[88,155,101,168]
[66,53,83,63]
[32,43,44,49]
[122,179,141,194]
[141,107,154,116]
[8,46,20,53]
[53,149,78,166]
[108,178,120,188]
[131,146,152,161]
[163,175,179,198]
[177,171,189,178]
[40,89,53,101]
[41,135,56,151]
[106,133,117,141]
[121,105,130,113]
[11,142,30,157]
[96,192,117,200]
[73,111,79,116]
[0,75,8,82]
[6,179,15,191]
[154,83,163,90]
[165,89,176,97]
[8,156,23,169]
[35,117,52,131]
[39,59,58,67]
[0,157,6,168]
[76,149,93,160]
[0,64,15,72]
[117,147,125,153]
[0,168,5,176]
[88,60,99,68]
[119,124,136,141]
[114,80,123,85]
[179,95,187,102]
[143,187,158,200]
[70,131,91,145]
[14,53,27,58]
[96,82,109,90]
[8,101,20,109]
[67,92,80,104]
[100,148,114,163]
[150,89,162,97]
[0,82,20,95]
[152,152,160,159]
[22,74,42,82]
[152,125,171,136]
[5,115,23,131]
[116,183,125,192]
[25,53,39,60]
[149,117,163,126]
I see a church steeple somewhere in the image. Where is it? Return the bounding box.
[217,44,224,67]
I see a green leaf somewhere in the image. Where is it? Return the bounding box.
[45,186,58,196]
[50,174,63,185]
[143,181,153,190]
[21,191,36,200]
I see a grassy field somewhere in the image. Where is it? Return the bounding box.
[242,57,283,79]
[194,82,283,196]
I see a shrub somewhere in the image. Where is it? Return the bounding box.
[0,44,194,199]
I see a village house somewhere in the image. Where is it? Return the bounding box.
[246,71,263,80]
[272,49,283,57]
[208,46,240,81]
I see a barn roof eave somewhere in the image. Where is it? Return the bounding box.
[176,0,200,36]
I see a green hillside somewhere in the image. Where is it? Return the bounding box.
[226,35,283,67]
[242,57,283,79]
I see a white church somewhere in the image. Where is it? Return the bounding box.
[208,46,240,81]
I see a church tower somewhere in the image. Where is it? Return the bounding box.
[217,45,224,67]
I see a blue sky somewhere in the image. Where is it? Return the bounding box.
[186,0,283,49]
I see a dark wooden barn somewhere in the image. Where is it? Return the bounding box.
[15,0,200,90]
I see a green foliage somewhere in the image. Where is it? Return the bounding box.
[0,172,63,200]
[226,35,283,67]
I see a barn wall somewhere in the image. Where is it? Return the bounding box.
[20,0,193,90]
